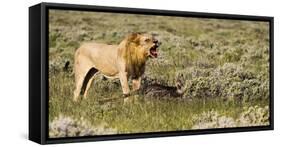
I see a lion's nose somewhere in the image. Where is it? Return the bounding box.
[154,41,161,47]
[153,40,158,44]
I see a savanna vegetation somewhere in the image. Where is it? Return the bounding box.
[48,10,270,138]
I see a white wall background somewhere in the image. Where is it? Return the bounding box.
[0,0,279,146]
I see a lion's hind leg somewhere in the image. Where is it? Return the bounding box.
[73,67,98,101]
[73,57,93,102]
[80,68,99,99]
[73,72,86,102]
[81,68,99,99]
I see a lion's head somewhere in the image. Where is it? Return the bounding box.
[119,33,160,78]
[125,33,160,59]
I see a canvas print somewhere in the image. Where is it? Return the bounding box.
[48,9,270,138]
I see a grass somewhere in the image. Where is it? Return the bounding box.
[48,10,270,137]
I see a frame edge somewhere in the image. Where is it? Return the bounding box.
[29,2,45,145]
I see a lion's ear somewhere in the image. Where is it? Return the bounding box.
[127,33,140,45]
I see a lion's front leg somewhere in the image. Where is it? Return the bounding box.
[132,77,141,91]
[119,72,130,96]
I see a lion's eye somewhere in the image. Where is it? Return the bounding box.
[145,38,150,42]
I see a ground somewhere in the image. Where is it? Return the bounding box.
[48,10,270,138]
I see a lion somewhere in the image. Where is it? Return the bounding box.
[73,33,160,101]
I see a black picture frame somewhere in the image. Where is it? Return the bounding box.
[29,2,274,144]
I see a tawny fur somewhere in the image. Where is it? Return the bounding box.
[73,33,159,101]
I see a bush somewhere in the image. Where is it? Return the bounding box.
[238,105,270,126]
[183,63,269,102]
[192,110,236,129]
[49,115,117,138]
[192,105,269,129]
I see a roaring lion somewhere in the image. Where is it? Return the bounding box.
[73,33,160,101]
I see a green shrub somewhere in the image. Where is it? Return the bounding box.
[183,63,269,102]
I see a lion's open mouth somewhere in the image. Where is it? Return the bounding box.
[149,46,158,58]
